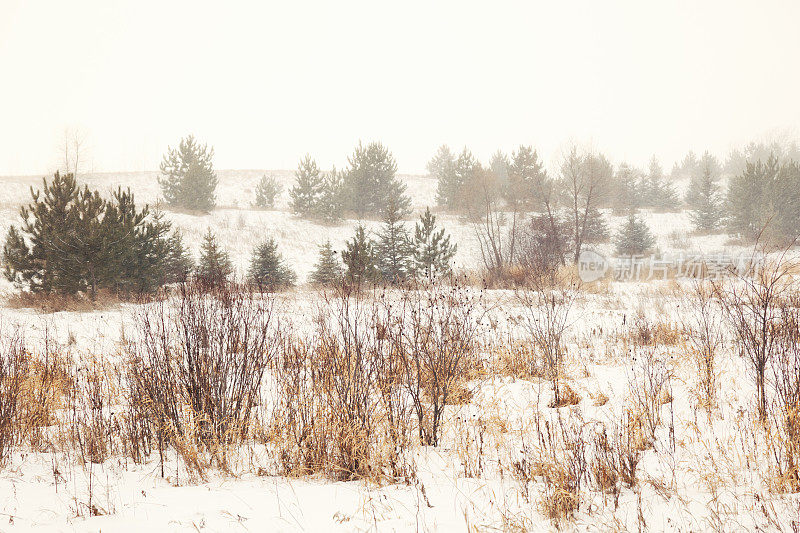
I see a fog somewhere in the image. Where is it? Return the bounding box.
[1,0,799,175]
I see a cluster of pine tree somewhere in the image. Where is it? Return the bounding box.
[309,206,457,286]
[290,142,410,221]
[3,172,190,297]
[611,158,679,213]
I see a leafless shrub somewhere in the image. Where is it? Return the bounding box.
[629,312,681,347]
[627,348,672,447]
[590,411,642,508]
[125,280,280,473]
[682,281,725,410]
[714,247,797,421]
[272,286,416,482]
[69,359,114,465]
[512,414,588,526]
[0,329,27,464]
[394,281,480,446]
[517,275,580,406]
[766,297,800,492]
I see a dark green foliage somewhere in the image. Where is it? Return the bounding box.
[102,190,173,294]
[3,172,171,297]
[163,229,195,283]
[310,240,343,285]
[343,142,410,218]
[686,152,722,232]
[342,225,378,285]
[375,199,412,283]
[614,213,656,256]
[254,174,281,209]
[289,155,324,217]
[411,208,457,279]
[726,155,800,243]
[159,135,217,212]
[249,238,296,291]
[197,229,233,285]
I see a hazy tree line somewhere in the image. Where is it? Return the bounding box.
[425,141,800,277]
[2,134,798,298]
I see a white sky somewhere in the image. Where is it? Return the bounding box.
[1,0,799,176]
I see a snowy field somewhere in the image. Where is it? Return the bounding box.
[0,171,797,532]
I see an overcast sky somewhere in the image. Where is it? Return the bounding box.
[1,0,799,176]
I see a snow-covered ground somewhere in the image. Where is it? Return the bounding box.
[0,171,797,532]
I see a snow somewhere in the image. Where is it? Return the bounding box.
[0,170,797,531]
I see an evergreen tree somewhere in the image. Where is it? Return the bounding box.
[643,156,678,210]
[614,213,656,255]
[197,229,233,284]
[249,238,296,290]
[375,198,412,283]
[317,166,345,222]
[490,150,511,192]
[686,152,722,232]
[507,145,546,210]
[430,144,457,208]
[158,135,217,212]
[437,147,479,211]
[163,229,195,283]
[611,163,643,213]
[3,172,171,297]
[254,174,281,209]
[342,225,378,285]
[102,189,172,294]
[343,142,410,218]
[411,208,457,279]
[670,150,701,182]
[289,155,324,217]
[309,241,344,285]
[726,155,800,243]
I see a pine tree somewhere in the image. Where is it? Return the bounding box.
[490,150,511,192]
[726,155,800,243]
[310,241,344,285]
[317,167,345,222]
[411,208,457,279]
[643,156,678,210]
[343,142,410,218]
[686,152,722,232]
[197,229,233,284]
[507,145,546,210]
[611,163,643,213]
[3,172,171,297]
[375,198,412,283]
[437,147,477,211]
[102,189,172,295]
[614,213,656,255]
[289,155,324,217]
[342,225,378,285]
[254,174,281,209]
[430,145,457,207]
[163,229,195,283]
[158,135,217,212]
[249,238,296,290]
